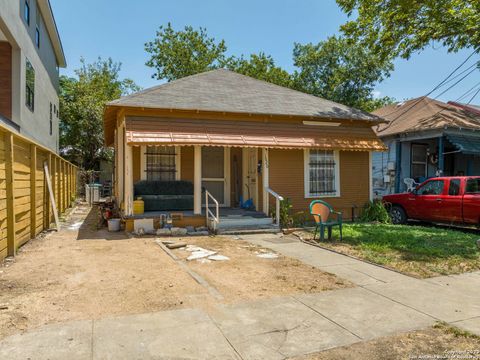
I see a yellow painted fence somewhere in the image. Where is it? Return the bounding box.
[0,125,78,261]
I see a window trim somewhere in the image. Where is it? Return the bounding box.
[303,149,341,198]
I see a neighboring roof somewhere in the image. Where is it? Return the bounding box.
[445,133,480,156]
[373,97,480,137]
[125,116,386,151]
[448,101,480,116]
[37,0,66,67]
[107,69,382,122]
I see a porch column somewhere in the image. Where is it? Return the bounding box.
[194,145,202,215]
[124,144,134,216]
[394,140,402,193]
[262,148,269,214]
[438,136,445,175]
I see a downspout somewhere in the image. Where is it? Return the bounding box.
[395,140,402,193]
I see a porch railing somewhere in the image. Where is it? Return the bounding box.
[265,188,284,228]
[205,190,220,232]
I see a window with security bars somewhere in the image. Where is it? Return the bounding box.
[306,150,337,196]
[146,146,176,181]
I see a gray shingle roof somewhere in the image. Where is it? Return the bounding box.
[108,69,381,122]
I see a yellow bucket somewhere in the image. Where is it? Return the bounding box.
[133,198,145,215]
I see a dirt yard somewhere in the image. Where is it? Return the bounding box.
[172,236,349,302]
[0,204,349,340]
[292,322,480,360]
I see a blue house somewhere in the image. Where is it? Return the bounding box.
[372,97,480,196]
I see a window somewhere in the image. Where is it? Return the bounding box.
[304,150,339,197]
[411,144,427,180]
[145,146,176,181]
[416,180,444,196]
[35,26,40,48]
[24,1,30,25]
[49,102,53,135]
[448,179,461,196]
[466,178,480,194]
[25,59,35,111]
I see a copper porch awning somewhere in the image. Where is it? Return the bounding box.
[125,117,387,151]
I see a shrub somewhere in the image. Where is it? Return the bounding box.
[359,200,391,224]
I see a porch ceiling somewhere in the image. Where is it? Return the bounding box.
[125,117,386,151]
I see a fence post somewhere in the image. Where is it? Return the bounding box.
[30,144,37,238]
[45,153,51,228]
[5,132,15,257]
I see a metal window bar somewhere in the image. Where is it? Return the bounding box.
[309,150,336,195]
[146,146,176,181]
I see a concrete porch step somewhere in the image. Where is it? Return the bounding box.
[217,224,281,235]
[217,216,274,229]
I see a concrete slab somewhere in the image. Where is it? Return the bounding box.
[453,316,480,336]
[296,287,435,340]
[0,320,93,360]
[366,278,480,323]
[211,296,359,359]
[316,264,385,286]
[93,308,239,359]
[425,272,480,293]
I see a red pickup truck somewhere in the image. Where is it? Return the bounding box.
[383,176,480,226]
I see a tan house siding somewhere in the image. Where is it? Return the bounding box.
[269,149,370,219]
[180,146,194,182]
[132,147,141,183]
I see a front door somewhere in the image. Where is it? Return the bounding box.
[202,147,229,206]
[242,148,258,210]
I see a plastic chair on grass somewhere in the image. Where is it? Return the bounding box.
[310,200,343,241]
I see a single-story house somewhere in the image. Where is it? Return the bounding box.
[372,97,480,196]
[103,69,386,230]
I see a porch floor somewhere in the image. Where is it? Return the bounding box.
[129,208,269,219]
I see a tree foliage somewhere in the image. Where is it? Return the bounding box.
[225,53,293,88]
[60,58,139,170]
[145,24,394,111]
[292,36,394,111]
[145,23,227,81]
[337,0,480,61]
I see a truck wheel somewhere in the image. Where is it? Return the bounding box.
[390,206,407,224]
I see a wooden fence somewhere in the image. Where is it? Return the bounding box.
[0,124,78,261]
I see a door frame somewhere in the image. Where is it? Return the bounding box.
[202,147,230,207]
[242,148,259,210]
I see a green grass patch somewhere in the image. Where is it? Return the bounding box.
[312,223,480,278]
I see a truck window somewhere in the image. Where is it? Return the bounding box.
[416,180,444,195]
[448,179,461,196]
[466,179,480,194]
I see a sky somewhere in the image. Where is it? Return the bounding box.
[50,0,479,104]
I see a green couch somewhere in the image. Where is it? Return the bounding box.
[133,180,194,211]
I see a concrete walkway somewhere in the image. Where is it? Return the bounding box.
[1,233,479,359]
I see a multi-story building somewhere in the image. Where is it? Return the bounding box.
[0,0,66,152]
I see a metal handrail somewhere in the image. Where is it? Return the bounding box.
[265,188,284,227]
[205,190,219,232]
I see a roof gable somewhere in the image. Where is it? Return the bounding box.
[107,69,380,122]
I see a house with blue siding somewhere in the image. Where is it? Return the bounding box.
[372,97,480,196]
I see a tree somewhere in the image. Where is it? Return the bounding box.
[292,36,394,111]
[60,58,140,170]
[336,0,480,61]
[225,53,293,88]
[145,23,228,81]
